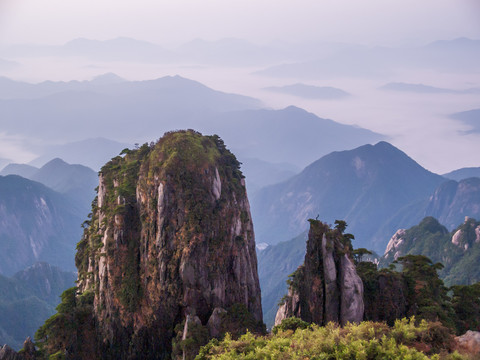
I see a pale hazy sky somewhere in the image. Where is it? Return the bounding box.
[0,0,479,46]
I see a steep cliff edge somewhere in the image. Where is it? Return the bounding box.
[275,220,363,326]
[37,130,263,359]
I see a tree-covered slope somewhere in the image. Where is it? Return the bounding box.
[381,216,480,285]
[0,263,76,350]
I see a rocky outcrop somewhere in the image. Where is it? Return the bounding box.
[71,131,263,359]
[455,331,480,355]
[384,229,406,260]
[0,338,37,360]
[275,220,364,326]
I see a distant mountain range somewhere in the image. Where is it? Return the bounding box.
[0,76,383,171]
[0,175,85,275]
[256,38,480,79]
[28,137,130,171]
[0,37,353,67]
[239,158,300,195]
[0,262,76,349]
[204,106,383,169]
[1,158,98,214]
[0,75,262,145]
[264,83,351,99]
[257,232,307,328]
[380,82,480,94]
[443,167,480,181]
[251,141,445,250]
[0,73,126,99]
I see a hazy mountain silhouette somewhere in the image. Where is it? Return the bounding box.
[240,158,300,195]
[0,157,13,171]
[1,158,97,217]
[204,106,384,169]
[0,163,39,178]
[3,37,174,63]
[30,158,97,212]
[264,83,351,99]
[256,38,480,79]
[0,73,126,99]
[0,76,382,171]
[30,138,130,171]
[251,142,445,251]
[443,167,480,181]
[0,75,262,144]
[381,82,480,94]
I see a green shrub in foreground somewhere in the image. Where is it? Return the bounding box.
[196,317,470,360]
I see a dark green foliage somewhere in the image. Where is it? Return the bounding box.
[218,304,266,339]
[395,255,455,329]
[271,317,309,335]
[450,282,480,334]
[35,287,95,359]
[353,247,373,264]
[285,265,304,292]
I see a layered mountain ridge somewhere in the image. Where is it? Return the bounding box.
[251,141,445,251]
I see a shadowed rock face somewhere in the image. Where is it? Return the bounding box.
[275,220,364,326]
[76,130,262,359]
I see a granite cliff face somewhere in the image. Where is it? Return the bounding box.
[275,220,364,326]
[72,130,262,359]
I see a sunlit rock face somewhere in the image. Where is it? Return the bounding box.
[76,130,262,359]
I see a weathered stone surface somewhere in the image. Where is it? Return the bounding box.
[75,131,263,359]
[339,254,364,325]
[0,345,20,360]
[0,339,36,360]
[206,308,227,338]
[274,220,364,326]
[456,330,480,354]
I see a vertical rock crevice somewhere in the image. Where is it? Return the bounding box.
[275,219,364,326]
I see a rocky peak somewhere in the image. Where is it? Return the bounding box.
[0,338,36,360]
[72,130,263,359]
[384,228,406,259]
[275,219,364,326]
